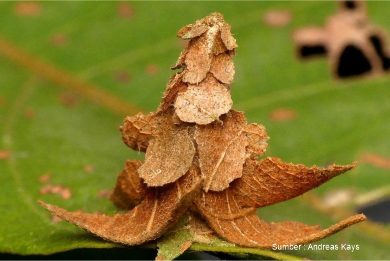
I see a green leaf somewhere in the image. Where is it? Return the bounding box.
[1,1,390,260]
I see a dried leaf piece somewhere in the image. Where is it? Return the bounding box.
[204,211,365,248]
[110,160,146,210]
[182,34,210,84]
[174,74,233,125]
[210,53,235,84]
[177,24,208,39]
[243,123,269,159]
[233,158,358,209]
[195,110,247,191]
[220,24,238,50]
[194,157,363,246]
[39,168,202,246]
[120,112,156,152]
[157,72,187,113]
[138,112,195,187]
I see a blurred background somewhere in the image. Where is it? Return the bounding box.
[1,1,390,260]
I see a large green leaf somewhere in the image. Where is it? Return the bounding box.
[1,1,390,259]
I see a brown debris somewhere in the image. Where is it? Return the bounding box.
[263,10,293,27]
[360,153,390,171]
[14,2,41,16]
[269,108,297,121]
[195,110,248,191]
[38,173,52,183]
[40,185,72,200]
[292,0,390,78]
[174,73,233,125]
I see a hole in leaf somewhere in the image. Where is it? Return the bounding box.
[344,1,357,10]
[337,45,372,77]
[357,197,390,223]
[299,45,327,58]
[369,35,390,71]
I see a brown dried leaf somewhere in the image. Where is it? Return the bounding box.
[233,157,358,209]
[243,123,269,159]
[220,24,238,50]
[110,160,146,210]
[157,72,187,113]
[203,211,365,248]
[182,34,210,84]
[177,24,208,39]
[210,53,235,84]
[174,74,233,125]
[195,110,247,191]
[194,157,365,247]
[120,112,157,152]
[39,168,202,246]
[138,112,195,187]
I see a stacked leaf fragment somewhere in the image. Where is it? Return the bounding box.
[39,12,366,260]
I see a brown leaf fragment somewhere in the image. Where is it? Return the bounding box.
[39,168,202,246]
[182,34,211,84]
[210,53,235,84]
[157,72,187,113]
[233,157,358,208]
[177,24,208,39]
[195,110,248,191]
[138,112,195,187]
[220,24,238,50]
[120,112,157,152]
[110,160,146,210]
[174,73,233,125]
[243,123,269,159]
[203,211,365,248]
[211,31,228,55]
